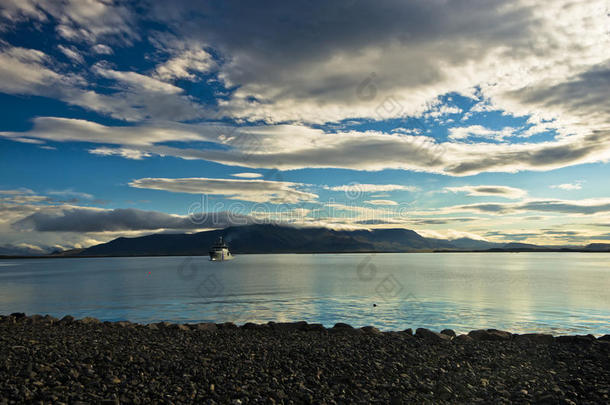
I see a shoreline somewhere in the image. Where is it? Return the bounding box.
[2,314,609,403]
[2,313,609,339]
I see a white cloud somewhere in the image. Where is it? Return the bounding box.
[231,172,263,178]
[445,185,527,199]
[416,229,488,241]
[129,177,318,204]
[91,44,113,54]
[0,0,47,26]
[425,104,463,119]
[155,48,216,81]
[448,125,518,141]
[57,44,84,64]
[3,0,609,143]
[1,0,138,44]
[0,45,204,122]
[325,184,418,193]
[4,118,610,176]
[364,200,399,206]
[431,198,610,216]
[92,63,184,94]
[0,117,211,146]
[88,147,151,160]
[144,0,609,139]
[0,45,67,96]
[550,182,583,191]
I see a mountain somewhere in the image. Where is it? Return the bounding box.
[584,243,610,252]
[78,224,438,256]
[42,224,608,257]
[498,242,544,250]
[427,237,503,251]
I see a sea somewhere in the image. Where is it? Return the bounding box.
[0,253,608,335]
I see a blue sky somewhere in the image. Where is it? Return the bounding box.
[0,0,609,253]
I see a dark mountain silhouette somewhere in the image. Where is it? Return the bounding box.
[426,237,502,250]
[23,224,607,257]
[78,224,434,256]
[584,243,610,252]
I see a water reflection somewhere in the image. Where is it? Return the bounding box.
[0,253,608,335]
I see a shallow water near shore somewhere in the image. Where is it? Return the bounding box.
[0,253,608,335]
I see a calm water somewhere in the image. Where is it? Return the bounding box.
[0,253,608,335]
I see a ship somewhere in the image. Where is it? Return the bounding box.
[209,236,234,261]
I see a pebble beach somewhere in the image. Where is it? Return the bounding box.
[1,314,609,404]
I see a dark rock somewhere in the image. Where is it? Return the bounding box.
[195,323,218,332]
[454,334,474,343]
[556,334,596,344]
[360,326,381,335]
[330,323,363,334]
[269,321,308,331]
[440,329,456,338]
[168,323,190,331]
[42,315,58,324]
[79,317,101,325]
[403,328,413,336]
[10,312,26,320]
[241,322,262,329]
[60,315,75,324]
[303,323,326,332]
[26,314,44,324]
[597,334,610,341]
[1,317,608,403]
[217,322,238,329]
[514,333,554,344]
[468,329,512,341]
[415,328,452,342]
[4,316,16,325]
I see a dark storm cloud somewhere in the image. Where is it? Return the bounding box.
[410,218,477,225]
[504,64,610,125]
[145,0,537,122]
[446,132,610,176]
[12,207,255,232]
[453,199,610,215]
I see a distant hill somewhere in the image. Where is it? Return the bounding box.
[427,237,503,251]
[10,224,606,258]
[498,242,544,250]
[584,243,610,252]
[78,224,437,256]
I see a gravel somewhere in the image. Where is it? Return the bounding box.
[1,314,609,404]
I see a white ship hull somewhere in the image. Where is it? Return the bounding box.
[209,236,234,261]
[209,250,234,261]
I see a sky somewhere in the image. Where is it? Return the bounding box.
[0,0,609,254]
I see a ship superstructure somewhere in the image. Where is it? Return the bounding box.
[209,236,233,261]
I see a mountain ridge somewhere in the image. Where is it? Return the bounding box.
[64,224,610,257]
